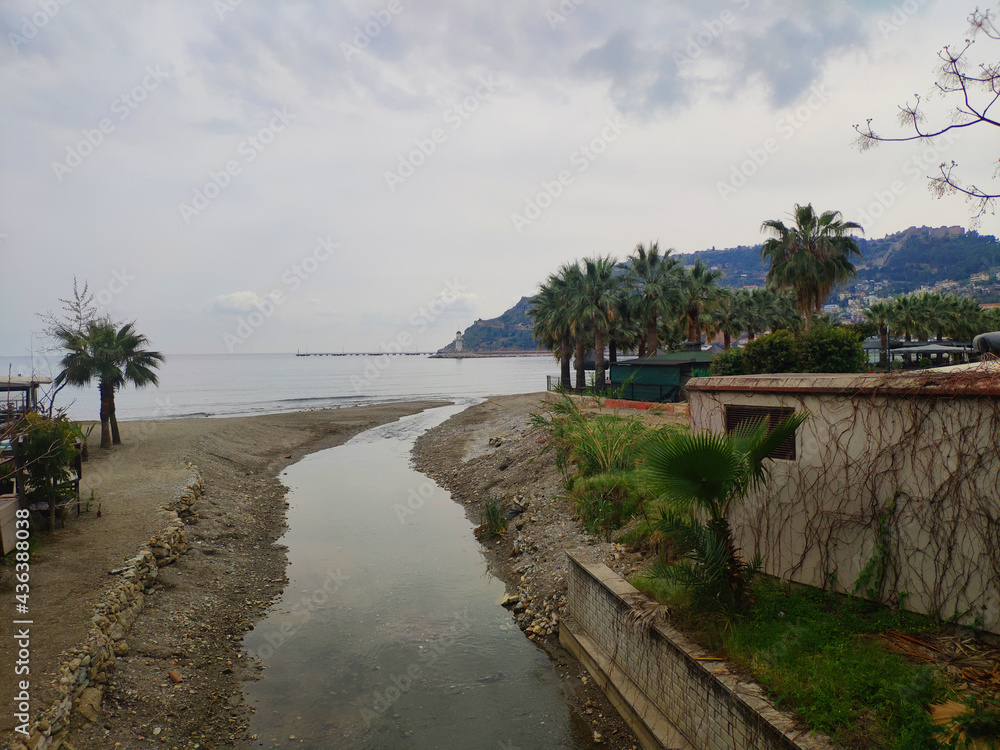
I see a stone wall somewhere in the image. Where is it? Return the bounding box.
[561,553,832,750]
[12,471,203,750]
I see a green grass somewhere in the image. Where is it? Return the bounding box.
[569,470,644,539]
[476,496,508,540]
[632,576,951,750]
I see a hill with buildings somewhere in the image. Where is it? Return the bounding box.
[440,227,1000,350]
[437,296,537,353]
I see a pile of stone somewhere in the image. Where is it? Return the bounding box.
[11,470,203,750]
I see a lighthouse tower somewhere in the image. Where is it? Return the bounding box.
[455,331,464,352]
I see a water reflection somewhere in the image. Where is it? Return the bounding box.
[243,405,590,749]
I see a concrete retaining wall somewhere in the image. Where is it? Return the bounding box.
[561,553,832,750]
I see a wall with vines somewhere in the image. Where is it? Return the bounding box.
[688,368,1000,633]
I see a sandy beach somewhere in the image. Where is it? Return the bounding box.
[0,401,445,749]
[2,393,685,749]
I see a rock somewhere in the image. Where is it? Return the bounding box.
[113,640,129,656]
[505,502,525,519]
[75,687,102,723]
[500,594,519,608]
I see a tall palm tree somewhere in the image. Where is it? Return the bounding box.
[578,256,620,392]
[864,301,893,369]
[710,288,749,350]
[558,262,591,391]
[888,294,927,366]
[55,319,165,449]
[681,260,722,346]
[531,272,575,389]
[760,203,864,331]
[625,242,682,356]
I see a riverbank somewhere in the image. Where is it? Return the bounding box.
[411,393,690,749]
[0,401,445,749]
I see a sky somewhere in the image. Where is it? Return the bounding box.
[1,0,997,355]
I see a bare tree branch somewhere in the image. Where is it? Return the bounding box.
[854,7,1000,223]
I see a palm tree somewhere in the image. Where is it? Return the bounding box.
[55,319,165,449]
[625,242,682,356]
[531,273,574,389]
[558,262,591,391]
[578,256,620,392]
[681,260,722,346]
[643,411,809,614]
[863,301,893,370]
[760,203,864,331]
[710,288,750,350]
[888,294,927,367]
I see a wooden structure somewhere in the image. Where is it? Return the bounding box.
[609,352,716,403]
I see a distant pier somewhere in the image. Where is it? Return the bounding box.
[295,352,431,357]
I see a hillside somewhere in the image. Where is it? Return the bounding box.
[439,226,1000,350]
[676,226,1000,295]
[437,296,538,352]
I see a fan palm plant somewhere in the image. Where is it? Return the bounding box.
[643,412,808,615]
[760,204,863,331]
[55,319,165,449]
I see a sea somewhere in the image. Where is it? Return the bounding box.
[0,353,559,422]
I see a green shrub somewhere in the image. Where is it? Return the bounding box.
[794,325,866,373]
[742,330,799,374]
[741,327,865,375]
[570,471,644,539]
[710,346,745,376]
[530,394,648,479]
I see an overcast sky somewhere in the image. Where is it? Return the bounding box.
[1,0,996,355]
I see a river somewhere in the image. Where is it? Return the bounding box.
[241,403,595,749]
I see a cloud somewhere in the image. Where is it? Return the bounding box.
[208,291,280,314]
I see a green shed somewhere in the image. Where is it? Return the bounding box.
[609,352,717,403]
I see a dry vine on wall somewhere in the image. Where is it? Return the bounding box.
[700,371,1000,631]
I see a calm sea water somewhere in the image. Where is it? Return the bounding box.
[0,354,558,422]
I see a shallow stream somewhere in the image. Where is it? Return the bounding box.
[242,403,594,749]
